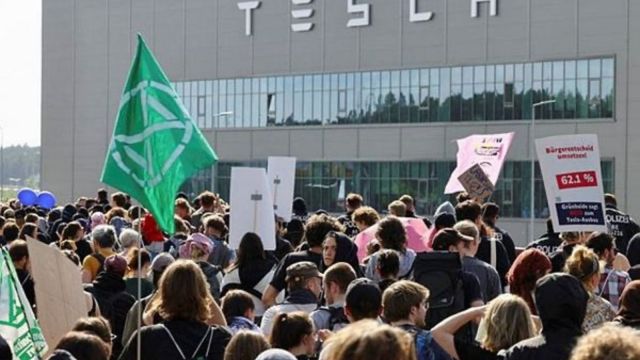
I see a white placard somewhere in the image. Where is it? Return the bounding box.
[229,167,277,250]
[535,134,607,232]
[267,157,297,222]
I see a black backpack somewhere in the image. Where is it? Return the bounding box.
[317,306,349,331]
[411,252,465,330]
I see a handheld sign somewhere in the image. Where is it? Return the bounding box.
[445,132,514,194]
[457,164,494,202]
[229,167,277,250]
[267,157,296,222]
[535,134,607,232]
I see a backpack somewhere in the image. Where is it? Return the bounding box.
[399,325,449,360]
[411,252,465,330]
[318,306,349,331]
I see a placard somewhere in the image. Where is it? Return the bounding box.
[535,134,607,232]
[267,157,296,222]
[457,163,495,202]
[229,167,277,250]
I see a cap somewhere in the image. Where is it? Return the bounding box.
[432,228,474,251]
[345,278,381,307]
[104,255,128,277]
[151,252,175,272]
[285,261,322,283]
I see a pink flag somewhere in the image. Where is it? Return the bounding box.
[445,132,515,194]
[354,217,431,262]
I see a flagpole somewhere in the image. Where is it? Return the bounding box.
[136,206,142,360]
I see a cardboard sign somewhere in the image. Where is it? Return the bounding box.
[457,163,495,202]
[535,134,607,232]
[445,132,514,194]
[26,237,87,349]
[229,167,277,250]
[267,157,297,222]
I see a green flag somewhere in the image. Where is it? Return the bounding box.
[101,34,218,233]
[0,249,48,360]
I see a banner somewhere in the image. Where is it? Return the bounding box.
[535,134,607,232]
[445,132,514,194]
[0,249,48,360]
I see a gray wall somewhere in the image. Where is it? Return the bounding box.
[42,0,640,244]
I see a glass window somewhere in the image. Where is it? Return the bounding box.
[589,59,601,79]
[577,60,588,78]
[602,58,614,78]
[439,68,451,122]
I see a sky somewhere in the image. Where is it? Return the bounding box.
[0,0,41,147]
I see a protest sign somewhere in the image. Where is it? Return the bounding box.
[457,163,495,202]
[229,167,277,250]
[26,237,87,350]
[445,132,514,194]
[267,157,296,222]
[535,134,607,232]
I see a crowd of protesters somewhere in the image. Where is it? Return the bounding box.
[0,189,639,360]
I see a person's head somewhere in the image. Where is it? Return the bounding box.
[223,331,270,360]
[345,278,382,322]
[585,232,616,265]
[376,216,407,252]
[604,193,617,207]
[303,213,343,248]
[285,219,305,248]
[103,254,127,278]
[18,223,37,241]
[203,214,227,238]
[127,205,146,221]
[150,252,175,288]
[119,228,141,249]
[376,249,400,280]
[174,198,192,219]
[322,319,417,360]
[387,200,407,217]
[398,195,415,213]
[456,192,471,204]
[453,220,480,256]
[126,248,151,277]
[9,240,29,271]
[285,261,323,299]
[432,228,474,255]
[323,262,357,305]
[54,331,110,360]
[565,245,602,293]
[2,222,19,244]
[455,200,482,225]
[199,191,216,210]
[97,189,108,202]
[570,324,640,360]
[71,317,113,355]
[235,232,266,269]
[24,213,39,225]
[614,280,640,326]
[382,280,429,327]
[221,289,256,323]
[110,192,127,208]
[14,209,26,227]
[321,232,338,267]
[479,294,536,352]
[61,221,84,241]
[351,206,380,231]
[91,225,116,250]
[292,197,308,216]
[507,248,552,315]
[560,231,587,246]
[481,202,500,227]
[269,312,315,356]
[345,193,363,212]
[533,273,589,334]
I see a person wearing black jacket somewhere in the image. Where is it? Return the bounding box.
[482,203,516,264]
[498,273,589,360]
[525,219,561,257]
[549,232,585,273]
[605,194,640,256]
[337,193,364,238]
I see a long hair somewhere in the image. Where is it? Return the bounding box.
[507,248,552,315]
[480,294,536,352]
[230,232,266,271]
[223,331,270,360]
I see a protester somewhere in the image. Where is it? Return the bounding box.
[71,316,114,357]
[203,215,235,268]
[585,232,631,310]
[609,280,640,330]
[8,240,36,312]
[121,260,230,360]
[2,222,19,246]
[174,197,193,224]
[118,229,142,257]
[221,290,261,334]
[179,232,224,301]
[60,221,91,262]
[569,324,640,360]
[260,262,322,336]
[432,294,536,360]
[310,262,356,331]
[272,217,294,262]
[550,232,586,273]
[51,331,110,360]
[564,245,615,333]
[124,248,153,300]
[284,219,305,249]
[365,216,416,281]
[506,248,552,315]
[498,273,589,360]
[223,331,270,360]
[387,200,407,217]
[375,249,400,293]
[18,222,38,241]
[604,193,640,256]
[222,232,279,317]
[319,231,361,275]
[291,197,310,224]
[190,191,218,230]
[351,206,380,232]
[344,278,383,322]
[337,193,363,237]
[256,349,297,360]
[269,312,315,360]
[82,225,117,283]
[482,203,516,264]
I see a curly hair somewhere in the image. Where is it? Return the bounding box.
[507,248,552,315]
[570,324,640,360]
[376,216,407,253]
[304,214,344,248]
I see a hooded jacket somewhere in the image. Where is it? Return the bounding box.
[322,232,363,277]
[498,273,588,360]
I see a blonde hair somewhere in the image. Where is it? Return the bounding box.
[453,220,479,241]
[564,245,602,292]
[480,294,536,352]
[322,320,416,360]
[223,331,270,360]
[570,324,640,360]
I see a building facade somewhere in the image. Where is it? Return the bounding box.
[42,0,640,244]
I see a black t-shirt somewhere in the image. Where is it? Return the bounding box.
[461,271,483,307]
[454,337,498,360]
[476,237,511,287]
[270,250,323,292]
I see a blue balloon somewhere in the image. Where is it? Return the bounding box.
[17,188,38,206]
[36,191,57,209]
